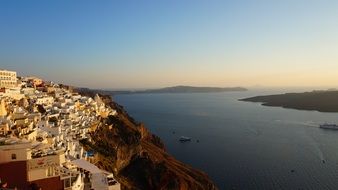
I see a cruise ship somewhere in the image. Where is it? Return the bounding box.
[319,123,338,130]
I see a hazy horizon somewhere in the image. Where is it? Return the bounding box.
[1,0,338,89]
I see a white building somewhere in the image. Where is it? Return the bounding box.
[0,69,17,88]
[68,159,121,190]
[36,96,54,105]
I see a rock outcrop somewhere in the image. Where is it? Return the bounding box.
[80,93,218,190]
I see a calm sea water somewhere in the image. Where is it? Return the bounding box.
[114,90,338,190]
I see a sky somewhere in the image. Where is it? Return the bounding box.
[1,0,338,89]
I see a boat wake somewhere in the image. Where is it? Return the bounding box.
[274,120,318,127]
[304,132,325,163]
[243,125,261,136]
[311,139,325,162]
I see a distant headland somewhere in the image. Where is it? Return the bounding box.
[240,90,338,113]
[79,85,247,95]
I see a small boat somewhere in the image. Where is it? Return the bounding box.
[322,160,326,164]
[319,123,338,130]
[179,136,191,142]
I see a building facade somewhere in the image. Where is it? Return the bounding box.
[0,70,17,88]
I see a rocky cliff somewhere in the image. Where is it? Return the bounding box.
[79,93,218,190]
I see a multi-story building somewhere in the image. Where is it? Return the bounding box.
[0,70,17,88]
[36,96,54,105]
[0,139,82,190]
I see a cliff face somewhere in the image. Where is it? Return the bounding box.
[80,94,218,190]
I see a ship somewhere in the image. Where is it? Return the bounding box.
[179,136,192,142]
[319,123,338,130]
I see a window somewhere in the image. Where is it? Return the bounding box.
[47,167,54,176]
[11,153,16,160]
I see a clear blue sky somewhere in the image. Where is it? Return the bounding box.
[1,0,338,89]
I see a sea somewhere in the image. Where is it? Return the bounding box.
[114,89,338,190]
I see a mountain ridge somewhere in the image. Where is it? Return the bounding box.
[78,85,247,95]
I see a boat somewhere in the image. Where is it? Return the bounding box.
[179,136,191,142]
[319,123,338,130]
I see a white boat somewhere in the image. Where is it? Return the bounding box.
[179,136,191,142]
[319,123,338,130]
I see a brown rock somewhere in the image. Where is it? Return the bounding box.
[80,93,218,190]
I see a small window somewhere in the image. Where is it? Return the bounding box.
[11,153,16,160]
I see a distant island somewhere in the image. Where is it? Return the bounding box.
[78,85,247,95]
[240,90,338,113]
[134,86,247,94]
